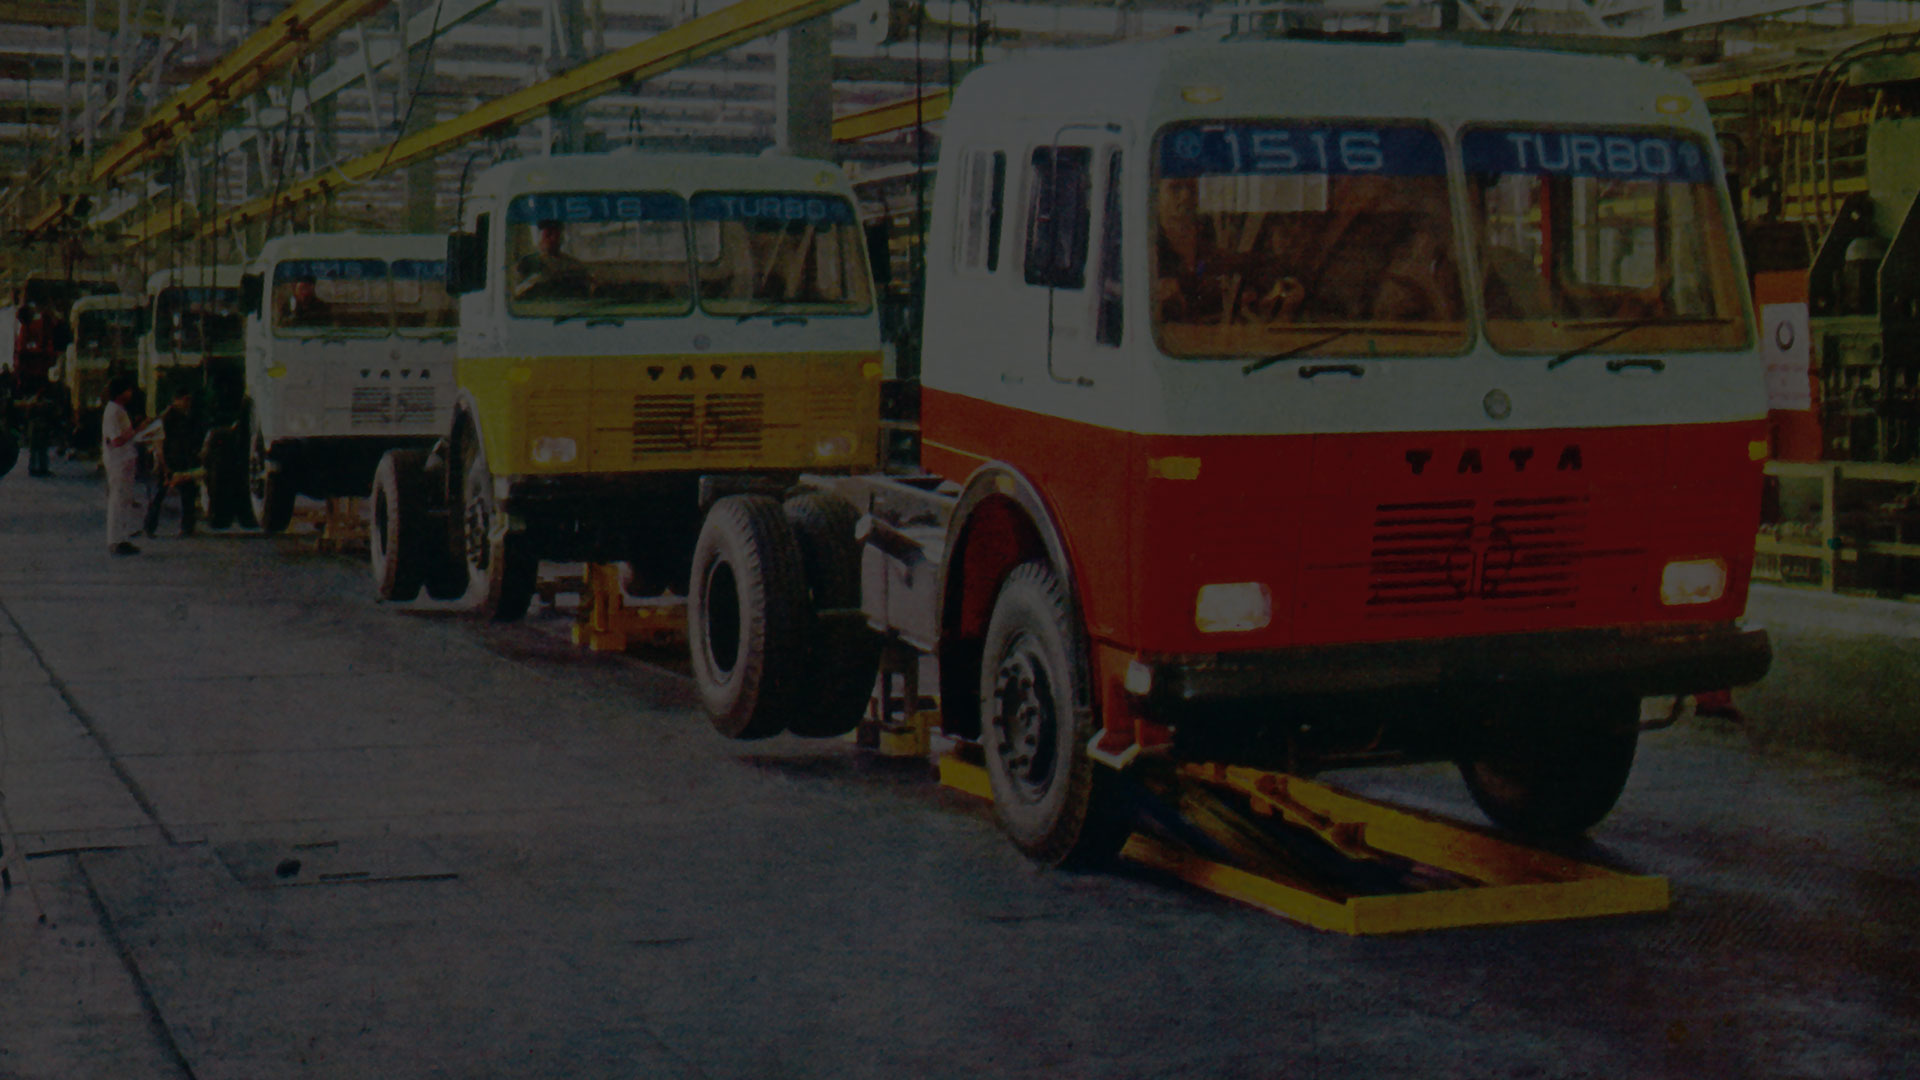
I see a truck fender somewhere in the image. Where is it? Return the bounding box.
[934,461,1092,742]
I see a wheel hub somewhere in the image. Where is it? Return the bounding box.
[464,482,490,571]
[990,637,1056,804]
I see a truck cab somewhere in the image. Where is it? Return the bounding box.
[689,33,1776,866]
[61,294,145,451]
[393,150,882,617]
[241,233,457,532]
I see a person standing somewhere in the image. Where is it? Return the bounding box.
[143,387,204,538]
[100,375,144,555]
[14,301,70,477]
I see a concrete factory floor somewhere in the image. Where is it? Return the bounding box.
[0,455,1915,1080]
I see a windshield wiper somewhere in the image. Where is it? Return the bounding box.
[1241,324,1435,376]
[733,301,808,325]
[1544,316,1725,371]
[550,297,631,327]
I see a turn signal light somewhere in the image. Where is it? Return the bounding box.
[1660,558,1726,606]
[1195,582,1271,633]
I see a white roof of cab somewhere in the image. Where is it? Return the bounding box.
[471,151,856,203]
[145,265,243,292]
[945,33,1711,140]
[249,232,448,271]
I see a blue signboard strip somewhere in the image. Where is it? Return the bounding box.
[1461,129,1712,183]
[506,192,685,224]
[690,192,856,224]
[1158,123,1446,178]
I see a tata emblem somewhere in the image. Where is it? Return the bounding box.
[1483,389,1512,420]
[1445,521,1518,599]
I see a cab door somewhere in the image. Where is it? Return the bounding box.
[1026,132,1126,387]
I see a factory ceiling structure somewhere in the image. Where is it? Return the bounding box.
[3,0,1920,276]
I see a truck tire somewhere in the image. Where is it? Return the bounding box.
[782,493,883,738]
[688,495,810,740]
[979,562,1130,867]
[248,416,295,534]
[458,433,535,622]
[1457,696,1640,838]
[369,450,428,602]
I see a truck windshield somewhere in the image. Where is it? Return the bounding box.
[154,287,243,355]
[77,308,142,362]
[1151,121,1467,360]
[1464,127,1749,355]
[691,191,873,316]
[505,192,692,318]
[391,259,457,331]
[272,259,395,336]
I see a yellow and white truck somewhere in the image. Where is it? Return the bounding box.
[369,151,884,631]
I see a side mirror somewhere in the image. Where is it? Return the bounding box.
[240,274,263,315]
[447,232,485,295]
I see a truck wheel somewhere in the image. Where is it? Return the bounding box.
[459,434,535,622]
[782,493,882,738]
[688,495,809,740]
[369,450,428,603]
[248,418,295,533]
[1457,696,1640,838]
[979,562,1130,867]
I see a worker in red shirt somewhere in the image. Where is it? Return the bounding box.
[14,301,73,477]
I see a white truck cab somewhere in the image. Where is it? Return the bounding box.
[241,233,457,532]
[140,265,245,416]
[62,294,145,450]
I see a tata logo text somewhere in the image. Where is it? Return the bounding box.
[1404,444,1583,475]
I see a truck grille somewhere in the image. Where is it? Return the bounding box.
[1366,495,1588,611]
[352,386,437,427]
[632,395,697,453]
[629,393,763,457]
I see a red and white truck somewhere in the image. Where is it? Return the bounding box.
[686,32,1773,864]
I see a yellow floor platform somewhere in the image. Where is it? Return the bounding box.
[938,757,1669,935]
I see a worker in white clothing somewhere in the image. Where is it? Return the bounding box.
[100,375,146,556]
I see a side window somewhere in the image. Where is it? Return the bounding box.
[1095,150,1123,346]
[475,212,492,289]
[1023,146,1092,289]
[986,151,1007,272]
[955,150,1009,275]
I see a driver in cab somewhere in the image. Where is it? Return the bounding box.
[282,276,333,327]
[514,220,593,300]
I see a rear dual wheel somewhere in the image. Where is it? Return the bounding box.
[688,495,811,740]
[687,493,886,742]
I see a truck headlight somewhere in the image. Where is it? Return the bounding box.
[1195,582,1271,633]
[531,436,577,465]
[1660,558,1727,606]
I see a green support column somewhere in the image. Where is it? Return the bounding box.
[784,16,832,158]
[403,0,439,232]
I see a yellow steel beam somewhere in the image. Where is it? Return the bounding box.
[831,90,950,143]
[91,0,394,186]
[122,0,859,247]
[0,0,165,30]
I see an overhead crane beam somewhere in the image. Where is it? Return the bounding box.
[0,0,164,31]
[831,89,949,142]
[17,0,391,240]
[89,0,394,185]
[121,0,861,247]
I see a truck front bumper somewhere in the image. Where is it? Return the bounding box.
[1126,621,1772,722]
